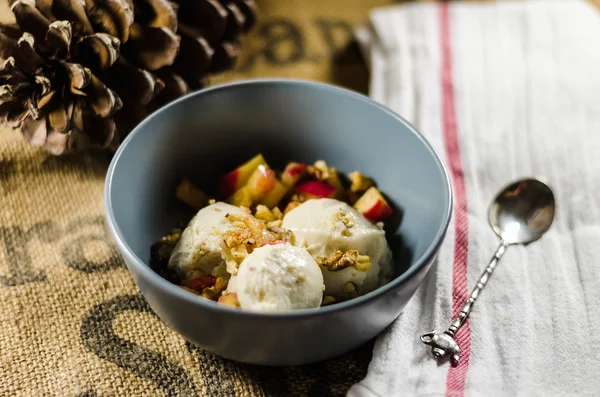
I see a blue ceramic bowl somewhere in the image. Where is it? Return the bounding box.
[104,79,452,366]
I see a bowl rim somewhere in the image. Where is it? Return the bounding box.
[104,78,453,319]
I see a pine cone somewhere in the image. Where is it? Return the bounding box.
[0,0,257,155]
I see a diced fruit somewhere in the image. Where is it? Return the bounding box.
[327,170,347,201]
[219,154,267,197]
[349,170,375,192]
[185,275,216,291]
[246,165,277,200]
[218,292,240,307]
[227,186,253,208]
[258,180,289,208]
[348,171,375,204]
[283,200,302,214]
[295,180,336,200]
[281,162,306,186]
[254,205,283,222]
[175,178,208,209]
[306,160,346,200]
[353,187,393,222]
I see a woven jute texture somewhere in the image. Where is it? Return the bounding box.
[4,0,600,395]
[0,0,390,395]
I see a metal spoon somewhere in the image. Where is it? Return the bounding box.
[420,178,555,365]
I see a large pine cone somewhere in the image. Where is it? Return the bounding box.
[0,0,257,155]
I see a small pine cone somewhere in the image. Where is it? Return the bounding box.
[0,18,122,154]
[1,0,258,155]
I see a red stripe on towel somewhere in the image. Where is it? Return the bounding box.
[439,3,472,397]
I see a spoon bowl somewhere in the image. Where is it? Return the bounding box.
[488,179,556,245]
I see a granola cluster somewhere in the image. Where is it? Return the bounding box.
[221,210,291,275]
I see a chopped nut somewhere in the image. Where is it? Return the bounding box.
[348,171,375,204]
[224,228,251,248]
[267,220,282,229]
[316,250,372,272]
[354,254,372,272]
[348,171,375,193]
[284,199,302,214]
[272,207,283,219]
[201,277,227,300]
[175,178,209,209]
[332,209,356,236]
[322,296,336,306]
[307,160,333,181]
[222,212,291,270]
[343,282,357,294]
[254,204,283,223]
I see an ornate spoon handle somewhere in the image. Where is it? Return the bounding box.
[420,241,508,365]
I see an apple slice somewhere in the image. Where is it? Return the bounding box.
[258,179,289,208]
[219,154,267,197]
[226,186,253,208]
[306,160,346,200]
[281,162,306,187]
[218,292,240,307]
[246,165,277,200]
[175,177,208,209]
[327,170,347,201]
[295,180,336,200]
[354,187,393,222]
[185,275,216,291]
[348,171,375,204]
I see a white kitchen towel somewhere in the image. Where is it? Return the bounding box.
[349,1,600,396]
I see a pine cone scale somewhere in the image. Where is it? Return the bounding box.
[106,58,163,105]
[124,23,180,70]
[46,98,69,133]
[75,33,120,71]
[177,0,227,43]
[10,0,52,43]
[52,0,95,35]
[135,0,178,31]
[85,0,134,42]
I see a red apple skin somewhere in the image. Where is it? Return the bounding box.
[295,180,336,199]
[187,276,216,291]
[219,154,267,197]
[281,162,306,186]
[362,200,393,222]
[354,187,393,222]
[219,170,240,198]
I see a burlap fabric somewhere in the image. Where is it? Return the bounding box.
[0,0,389,395]
[3,0,600,395]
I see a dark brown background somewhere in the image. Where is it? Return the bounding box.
[1,1,598,396]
